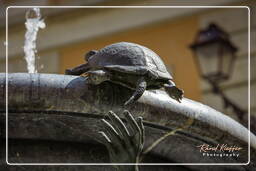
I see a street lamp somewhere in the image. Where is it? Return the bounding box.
[190,23,246,122]
[190,23,238,83]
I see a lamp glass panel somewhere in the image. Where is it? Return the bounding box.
[221,47,234,78]
[195,43,220,77]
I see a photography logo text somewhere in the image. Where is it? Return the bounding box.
[197,144,242,158]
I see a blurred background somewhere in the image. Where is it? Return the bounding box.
[0,0,255,131]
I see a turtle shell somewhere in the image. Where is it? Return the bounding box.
[88,42,172,80]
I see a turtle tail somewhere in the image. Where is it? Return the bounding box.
[65,63,90,75]
[124,77,147,106]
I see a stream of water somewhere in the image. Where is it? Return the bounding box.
[24,8,45,73]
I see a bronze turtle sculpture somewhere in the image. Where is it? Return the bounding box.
[65,42,184,105]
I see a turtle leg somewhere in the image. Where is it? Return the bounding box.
[86,70,111,85]
[124,77,147,106]
[65,63,90,75]
[164,80,184,103]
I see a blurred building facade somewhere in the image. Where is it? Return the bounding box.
[0,0,255,124]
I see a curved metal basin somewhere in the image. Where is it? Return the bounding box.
[0,73,255,171]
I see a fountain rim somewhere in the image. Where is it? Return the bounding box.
[1,72,255,150]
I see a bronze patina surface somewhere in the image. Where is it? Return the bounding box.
[0,73,255,171]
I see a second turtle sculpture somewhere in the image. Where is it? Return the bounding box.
[65,42,184,105]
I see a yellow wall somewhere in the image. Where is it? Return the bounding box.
[60,15,201,100]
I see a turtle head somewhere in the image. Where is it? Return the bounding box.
[84,50,97,62]
[164,80,184,103]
